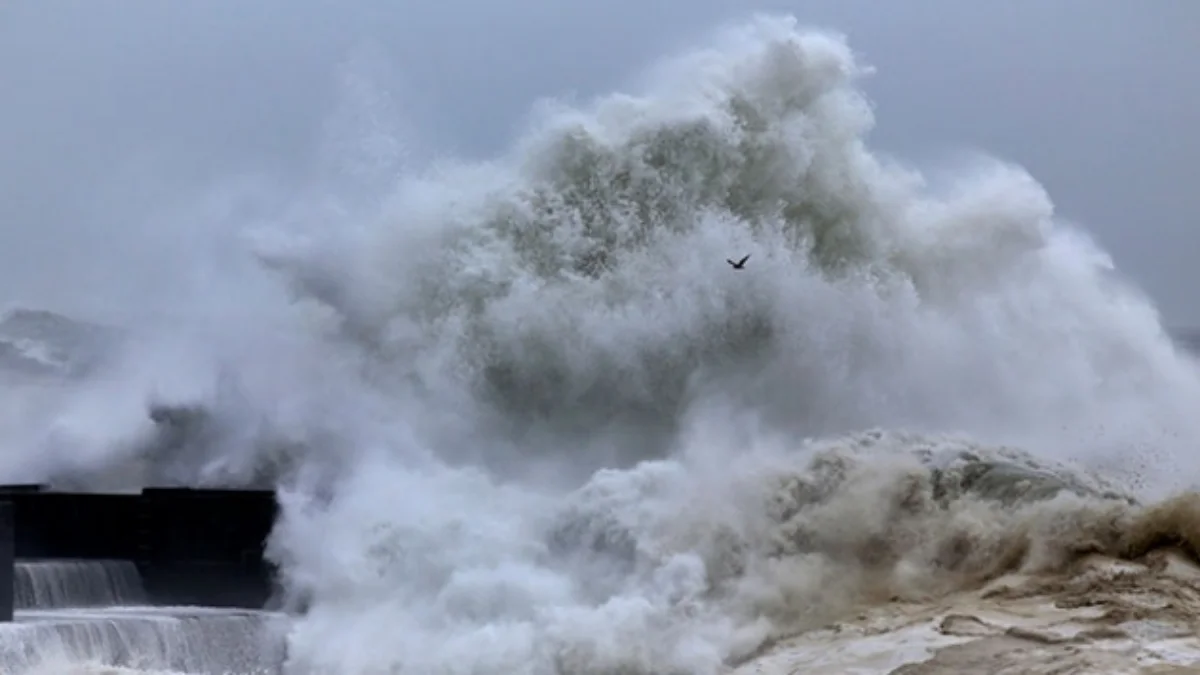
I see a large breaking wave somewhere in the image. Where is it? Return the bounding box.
[4,14,1200,674]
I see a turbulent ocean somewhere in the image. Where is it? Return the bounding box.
[5,14,1200,674]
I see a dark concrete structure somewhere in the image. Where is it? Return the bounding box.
[0,502,12,622]
[138,487,279,608]
[0,485,278,621]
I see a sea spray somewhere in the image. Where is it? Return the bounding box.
[3,13,1200,675]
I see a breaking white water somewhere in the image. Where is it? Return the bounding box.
[14,560,147,610]
[4,13,1200,674]
[0,559,284,674]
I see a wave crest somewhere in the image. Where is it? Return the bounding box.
[5,13,1200,675]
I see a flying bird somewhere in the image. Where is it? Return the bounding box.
[727,254,750,270]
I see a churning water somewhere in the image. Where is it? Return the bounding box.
[0,559,285,673]
[3,13,1200,675]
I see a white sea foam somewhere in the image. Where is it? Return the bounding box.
[3,14,1200,675]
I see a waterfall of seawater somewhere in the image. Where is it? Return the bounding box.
[15,560,148,609]
[0,559,287,674]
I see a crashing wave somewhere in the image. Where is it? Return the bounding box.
[5,13,1200,675]
[0,308,294,490]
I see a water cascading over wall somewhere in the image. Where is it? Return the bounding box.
[0,485,287,673]
[0,557,286,673]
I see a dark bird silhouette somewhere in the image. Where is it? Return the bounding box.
[727,254,750,270]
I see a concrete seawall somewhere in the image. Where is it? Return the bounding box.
[0,484,278,620]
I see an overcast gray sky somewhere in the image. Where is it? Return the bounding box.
[1,1,1197,324]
